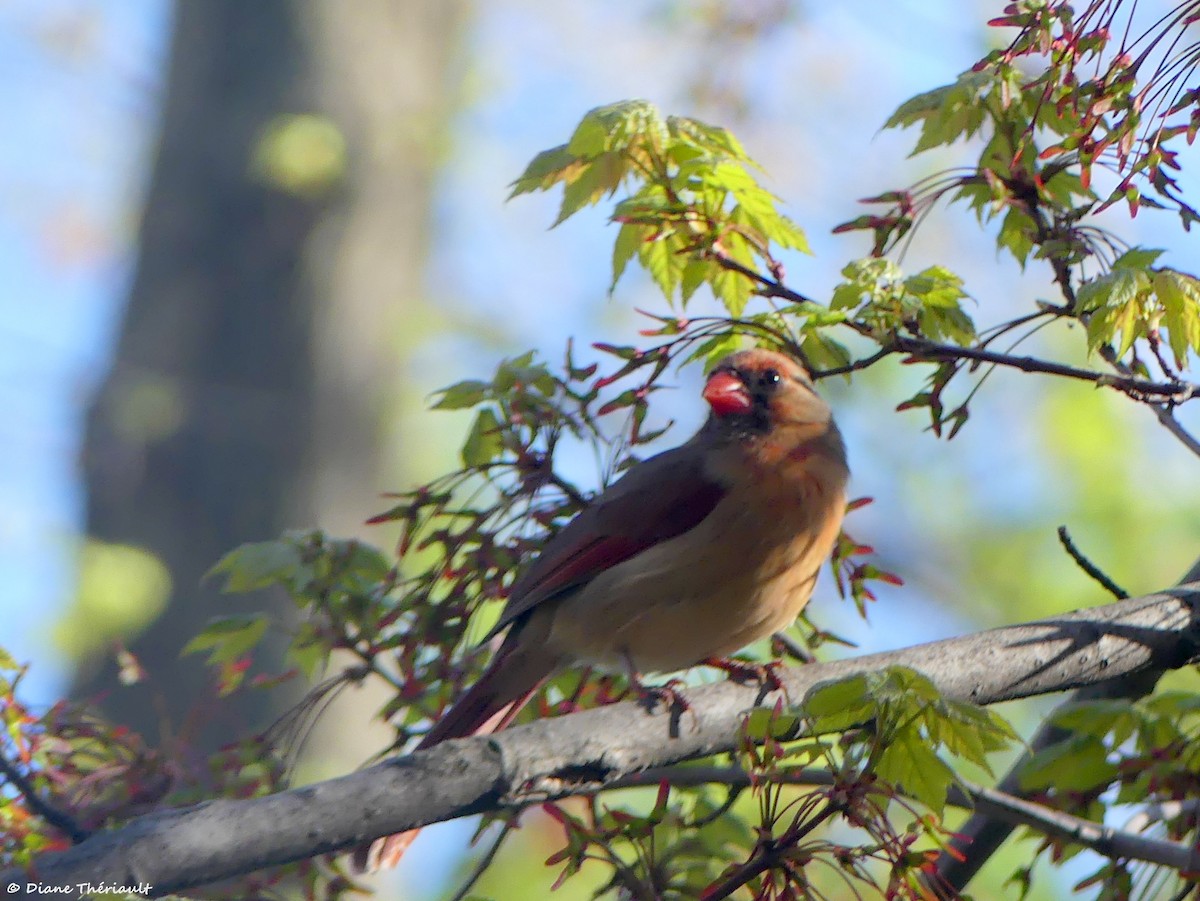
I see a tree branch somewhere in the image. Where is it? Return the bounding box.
[926,556,1200,895]
[1057,525,1129,599]
[961,778,1200,875]
[891,334,1200,404]
[922,674,1162,899]
[609,766,1200,876]
[7,583,1200,897]
[0,753,90,846]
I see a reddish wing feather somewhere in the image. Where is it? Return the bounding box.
[486,442,726,640]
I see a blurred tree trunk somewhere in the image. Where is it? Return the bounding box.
[78,0,466,751]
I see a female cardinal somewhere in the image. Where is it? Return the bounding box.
[354,347,849,870]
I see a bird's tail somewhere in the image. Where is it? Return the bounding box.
[350,634,555,872]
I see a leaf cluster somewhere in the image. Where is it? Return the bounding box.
[511,99,809,315]
[1015,691,1200,895]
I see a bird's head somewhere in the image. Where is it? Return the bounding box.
[702,349,841,461]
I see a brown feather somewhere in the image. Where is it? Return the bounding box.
[485,444,726,640]
[352,347,849,872]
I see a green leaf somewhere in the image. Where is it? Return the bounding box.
[885,71,993,154]
[682,332,744,371]
[182,615,269,663]
[1077,268,1146,313]
[1051,699,1143,746]
[997,207,1036,266]
[1020,734,1119,792]
[611,222,644,292]
[804,674,874,733]
[1155,269,1200,367]
[566,112,610,156]
[876,729,956,814]
[668,115,750,161]
[554,150,626,226]
[678,258,709,306]
[765,213,811,253]
[462,408,504,467]
[744,706,802,741]
[886,83,957,131]
[906,266,966,308]
[208,540,304,593]
[906,266,975,344]
[1113,297,1144,359]
[344,541,393,584]
[1111,247,1165,270]
[928,703,1016,772]
[431,379,490,410]
[639,232,686,302]
[801,331,852,373]
[830,282,864,312]
[710,232,755,315]
[508,145,581,198]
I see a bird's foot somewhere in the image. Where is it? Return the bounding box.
[619,652,695,733]
[633,676,696,737]
[702,656,786,694]
[593,673,625,706]
[631,675,691,716]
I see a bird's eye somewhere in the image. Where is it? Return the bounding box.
[760,368,781,388]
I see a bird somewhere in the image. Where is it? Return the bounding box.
[352,347,849,871]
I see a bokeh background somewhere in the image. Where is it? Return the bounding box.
[4,1,1199,897]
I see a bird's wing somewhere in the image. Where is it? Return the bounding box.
[485,442,726,640]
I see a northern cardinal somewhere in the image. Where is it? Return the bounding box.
[353,347,849,871]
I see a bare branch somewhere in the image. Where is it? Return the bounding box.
[1147,403,1200,458]
[448,822,513,901]
[892,334,1200,404]
[1096,344,1200,458]
[0,752,89,845]
[611,766,1200,877]
[1058,525,1129,599]
[6,583,1200,897]
[960,779,1200,880]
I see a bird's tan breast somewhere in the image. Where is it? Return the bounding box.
[546,467,847,673]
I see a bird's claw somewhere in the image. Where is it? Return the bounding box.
[637,677,697,737]
[632,676,691,716]
[702,657,786,694]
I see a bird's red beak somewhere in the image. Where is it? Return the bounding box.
[703,370,752,417]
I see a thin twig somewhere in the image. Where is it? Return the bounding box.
[448,821,514,901]
[710,249,815,306]
[813,346,893,380]
[964,778,1200,876]
[702,801,842,901]
[550,473,590,509]
[609,765,1200,880]
[1097,344,1200,458]
[1057,526,1129,599]
[770,631,816,665]
[893,334,1200,403]
[1148,404,1200,458]
[0,752,89,844]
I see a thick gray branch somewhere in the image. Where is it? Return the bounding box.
[7,583,1200,897]
[928,556,1200,895]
